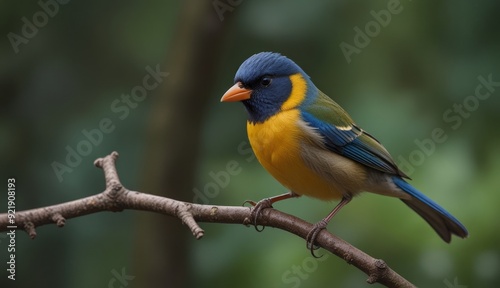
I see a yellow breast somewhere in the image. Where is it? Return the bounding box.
[247,109,343,200]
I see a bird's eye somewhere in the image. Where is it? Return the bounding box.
[260,77,272,87]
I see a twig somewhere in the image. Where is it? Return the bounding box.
[0,152,415,288]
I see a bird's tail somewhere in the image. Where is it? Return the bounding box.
[392,177,468,242]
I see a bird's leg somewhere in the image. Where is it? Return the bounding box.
[244,191,299,231]
[306,195,352,257]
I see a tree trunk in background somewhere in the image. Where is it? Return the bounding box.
[134,2,232,287]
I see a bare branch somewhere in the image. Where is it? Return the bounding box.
[0,152,415,288]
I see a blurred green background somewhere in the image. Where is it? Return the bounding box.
[1,0,499,287]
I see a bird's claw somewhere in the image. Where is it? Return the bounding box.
[243,198,273,232]
[242,200,257,207]
[306,219,328,258]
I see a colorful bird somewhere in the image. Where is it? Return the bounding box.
[220,52,468,254]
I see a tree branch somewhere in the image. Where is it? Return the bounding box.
[0,152,415,288]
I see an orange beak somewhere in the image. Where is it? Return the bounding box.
[220,82,252,102]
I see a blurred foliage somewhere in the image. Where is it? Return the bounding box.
[1,0,500,287]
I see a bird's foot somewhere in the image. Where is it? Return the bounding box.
[306,219,329,258]
[243,198,273,232]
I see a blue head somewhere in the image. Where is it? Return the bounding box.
[221,52,315,123]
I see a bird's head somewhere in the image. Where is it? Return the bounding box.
[221,52,316,123]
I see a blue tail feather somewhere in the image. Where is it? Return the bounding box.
[392,176,468,242]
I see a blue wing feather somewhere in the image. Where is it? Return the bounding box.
[300,111,407,178]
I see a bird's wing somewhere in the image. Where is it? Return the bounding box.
[301,91,408,178]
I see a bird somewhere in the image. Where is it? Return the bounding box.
[220,51,468,255]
